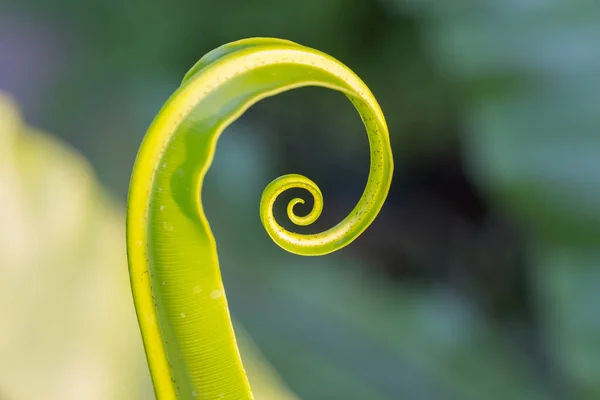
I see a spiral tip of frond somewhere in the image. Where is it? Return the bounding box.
[259,174,324,251]
[287,198,316,226]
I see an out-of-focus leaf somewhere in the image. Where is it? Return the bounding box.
[0,93,298,400]
[0,92,152,399]
[389,1,600,398]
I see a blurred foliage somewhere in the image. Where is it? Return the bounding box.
[390,0,600,398]
[1,0,600,399]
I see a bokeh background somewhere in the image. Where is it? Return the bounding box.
[1,1,600,399]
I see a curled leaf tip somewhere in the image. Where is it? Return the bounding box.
[126,37,393,399]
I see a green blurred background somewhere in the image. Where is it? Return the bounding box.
[1,1,599,399]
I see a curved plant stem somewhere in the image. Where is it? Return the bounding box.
[126,37,394,399]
